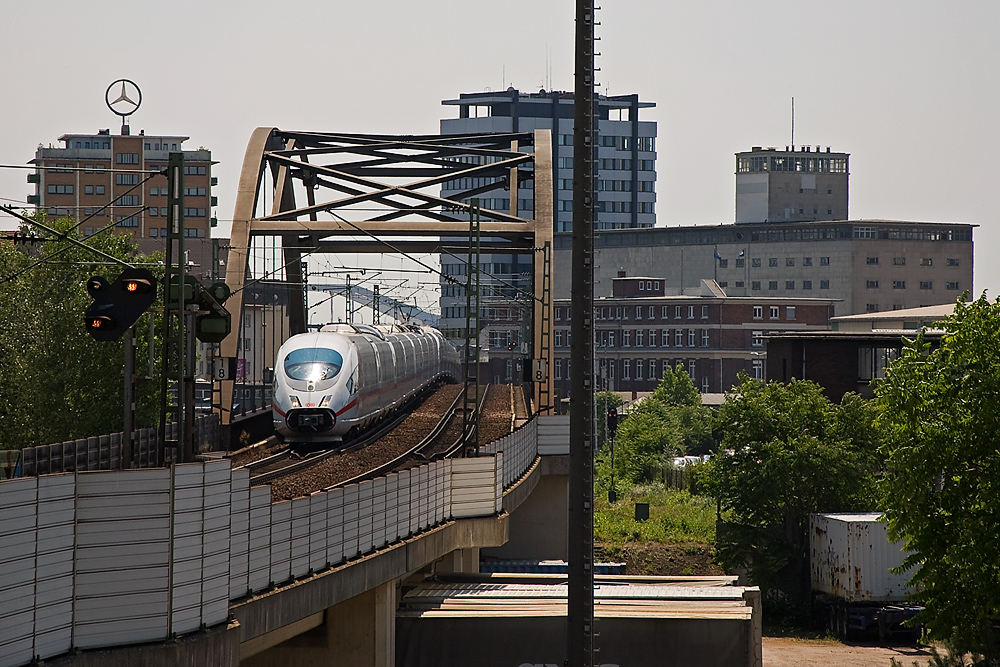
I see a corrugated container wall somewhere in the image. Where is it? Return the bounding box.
[810,513,917,603]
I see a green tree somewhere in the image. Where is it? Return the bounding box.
[703,376,881,615]
[875,295,1000,664]
[650,363,701,407]
[598,366,715,490]
[0,216,161,449]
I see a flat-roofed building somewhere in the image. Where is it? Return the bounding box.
[736,145,849,223]
[29,128,221,283]
[553,219,974,316]
[553,278,837,399]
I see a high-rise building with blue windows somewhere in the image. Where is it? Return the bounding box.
[437,88,656,382]
[440,88,657,232]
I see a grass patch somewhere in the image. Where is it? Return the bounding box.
[594,483,717,548]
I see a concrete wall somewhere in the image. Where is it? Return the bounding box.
[483,456,568,560]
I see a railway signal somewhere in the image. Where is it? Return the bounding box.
[195,281,232,343]
[84,268,157,341]
[607,407,618,439]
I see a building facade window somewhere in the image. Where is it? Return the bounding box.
[687,329,696,347]
[866,256,879,265]
[820,257,830,266]
[701,305,708,319]
[920,281,933,290]
[687,305,694,319]
[752,281,761,291]
[675,329,683,347]
[753,306,763,319]
[802,280,812,289]
[820,280,830,289]
[893,280,906,289]
[751,331,763,347]
[752,360,763,380]
[866,280,879,289]
[768,281,778,290]
[947,281,960,290]
[701,329,709,347]
[768,258,778,267]
[770,306,779,319]
[787,306,796,320]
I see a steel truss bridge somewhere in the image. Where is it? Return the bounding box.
[218,129,554,423]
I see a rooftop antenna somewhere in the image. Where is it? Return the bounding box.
[791,97,795,150]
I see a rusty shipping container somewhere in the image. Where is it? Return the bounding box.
[810,513,917,603]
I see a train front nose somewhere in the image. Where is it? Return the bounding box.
[286,408,336,433]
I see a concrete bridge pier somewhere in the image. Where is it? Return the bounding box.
[241,579,398,667]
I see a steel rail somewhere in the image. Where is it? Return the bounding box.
[323,387,466,489]
[248,385,440,485]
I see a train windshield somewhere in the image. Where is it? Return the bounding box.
[284,348,344,382]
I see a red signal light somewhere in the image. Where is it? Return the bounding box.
[86,315,116,330]
[121,278,153,294]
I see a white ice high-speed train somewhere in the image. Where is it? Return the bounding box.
[272,323,460,443]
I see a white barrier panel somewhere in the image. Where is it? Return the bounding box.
[495,452,504,513]
[201,461,232,628]
[247,485,271,593]
[537,414,570,455]
[385,473,401,543]
[228,468,251,600]
[342,484,360,559]
[372,477,387,550]
[309,492,329,573]
[171,465,205,635]
[74,469,171,649]
[358,480,374,556]
[451,457,499,518]
[0,478,37,667]
[269,500,292,587]
[325,487,345,567]
[34,474,75,660]
[290,496,311,579]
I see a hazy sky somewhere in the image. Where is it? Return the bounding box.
[2,0,998,296]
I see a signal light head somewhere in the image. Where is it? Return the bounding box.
[87,276,110,298]
[86,315,115,330]
[122,278,153,294]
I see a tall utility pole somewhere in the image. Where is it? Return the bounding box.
[158,153,193,464]
[569,0,597,664]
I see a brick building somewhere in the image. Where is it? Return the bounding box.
[553,277,836,398]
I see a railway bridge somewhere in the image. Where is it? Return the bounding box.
[0,412,571,667]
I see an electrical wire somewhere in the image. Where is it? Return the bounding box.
[0,171,163,283]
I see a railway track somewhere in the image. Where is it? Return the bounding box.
[244,384,443,485]
[264,383,517,502]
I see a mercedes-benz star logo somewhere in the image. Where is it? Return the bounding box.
[105,79,142,117]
